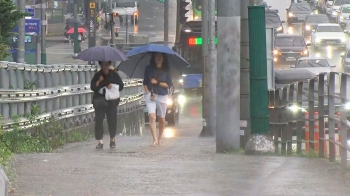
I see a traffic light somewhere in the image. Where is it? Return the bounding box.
[179,0,189,24]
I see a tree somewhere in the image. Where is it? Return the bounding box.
[0,0,27,60]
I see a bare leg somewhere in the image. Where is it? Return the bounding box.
[149,113,158,146]
[158,117,165,144]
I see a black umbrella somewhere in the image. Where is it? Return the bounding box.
[76,46,128,62]
[66,18,84,27]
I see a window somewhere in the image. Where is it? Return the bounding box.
[297,59,330,68]
[317,25,343,32]
[275,37,305,47]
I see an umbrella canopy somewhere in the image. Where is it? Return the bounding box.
[66,27,86,34]
[117,44,189,78]
[66,18,84,26]
[76,46,128,62]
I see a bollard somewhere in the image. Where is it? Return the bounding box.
[44,65,54,112]
[36,64,46,88]
[78,65,87,107]
[314,112,319,151]
[23,63,32,88]
[51,65,60,111]
[58,65,67,109]
[16,63,25,89]
[51,64,60,87]
[8,62,18,89]
[64,65,73,108]
[71,65,79,107]
[305,112,309,151]
[85,65,92,83]
[29,64,38,89]
[1,103,10,120]
[337,111,341,157]
[0,61,9,89]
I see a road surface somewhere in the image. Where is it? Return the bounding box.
[266,0,345,72]
[10,96,350,195]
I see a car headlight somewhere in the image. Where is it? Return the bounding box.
[273,49,279,55]
[305,25,311,30]
[315,38,321,43]
[276,26,282,31]
[166,99,173,106]
[333,11,338,16]
[288,12,294,17]
[179,79,184,83]
[341,37,346,42]
[340,16,345,21]
[302,49,308,55]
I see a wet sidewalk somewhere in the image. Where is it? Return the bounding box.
[10,115,350,196]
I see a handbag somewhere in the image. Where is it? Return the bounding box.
[92,95,108,108]
[104,84,120,100]
[150,84,158,101]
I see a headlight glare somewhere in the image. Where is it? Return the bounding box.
[288,12,294,17]
[273,50,278,55]
[305,25,311,30]
[166,99,173,106]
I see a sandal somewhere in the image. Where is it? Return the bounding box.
[158,141,163,146]
[151,142,158,147]
[96,143,103,149]
[110,141,116,148]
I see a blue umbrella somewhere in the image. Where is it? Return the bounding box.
[76,46,128,62]
[117,44,189,78]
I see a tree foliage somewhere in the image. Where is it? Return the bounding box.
[0,0,27,60]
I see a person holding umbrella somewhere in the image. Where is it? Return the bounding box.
[90,61,124,149]
[143,53,173,146]
[76,45,128,149]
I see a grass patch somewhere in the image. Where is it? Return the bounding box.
[0,105,92,186]
[277,146,319,158]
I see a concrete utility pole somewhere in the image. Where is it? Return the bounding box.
[244,4,275,155]
[41,0,47,64]
[199,0,210,137]
[17,0,25,63]
[164,0,169,43]
[208,0,216,136]
[73,0,79,54]
[216,0,240,152]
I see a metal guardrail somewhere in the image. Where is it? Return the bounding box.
[269,72,350,170]
[0,61,145,130]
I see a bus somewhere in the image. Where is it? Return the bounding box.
[191,0,217,19]
[174,19,217,94]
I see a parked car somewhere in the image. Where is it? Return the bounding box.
[265,10,285,34]
[335,4,350,27]
[302,14,330,37]
[311,23,347,50]
[273,34,311,64]
[291,57,336,75]
[286,2,314,25]
[340,48,350,72]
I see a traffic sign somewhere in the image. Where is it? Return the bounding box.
[13,18,41,34]
[25,8,35,17]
